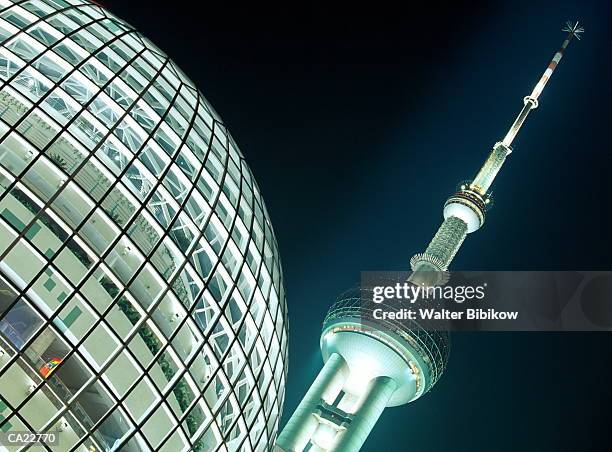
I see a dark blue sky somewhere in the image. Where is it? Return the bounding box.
[105,1,612,450]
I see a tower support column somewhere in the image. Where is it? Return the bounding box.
[410,215,468,282]
[331,376,397,452]
[275,353,348,451]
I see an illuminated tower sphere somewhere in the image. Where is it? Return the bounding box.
[0,1,287,451]
[276,288,449,451]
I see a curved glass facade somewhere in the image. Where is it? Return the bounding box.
[0,1,287,451]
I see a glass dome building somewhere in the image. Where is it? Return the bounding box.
[0,1,287,451]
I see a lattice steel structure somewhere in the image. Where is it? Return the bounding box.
[0,1,287,451]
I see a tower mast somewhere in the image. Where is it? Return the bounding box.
[503,21,584,148]
[410,22,583,282]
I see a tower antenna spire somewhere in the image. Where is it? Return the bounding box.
[502,20,584,148]
[409,22,584,282]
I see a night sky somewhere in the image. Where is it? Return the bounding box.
[103,1,612,450]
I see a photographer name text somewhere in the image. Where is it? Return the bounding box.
[373,307,519,321]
